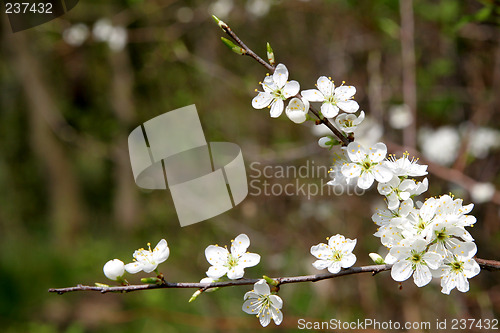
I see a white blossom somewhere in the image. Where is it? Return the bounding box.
[327,148,356,187]
[418,126,460,166]
[438,255,480,294]
[242,279,283,327]
[377,176,428,210]
[388,104,413,129]
[285,97,309,124]
[252,64,300,118]
[205,234,260,280]
[124,239,170,274]
[388,239,442,287]
[384,153,428,177]
[301,76,359,118]
[310,234,357,274]
[341,141,393,189]
[335,111,365,133]
[470,182,495,204]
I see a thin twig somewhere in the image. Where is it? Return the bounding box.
[49,264,392,295]
[217,19,351,146]
[48,257,500,295]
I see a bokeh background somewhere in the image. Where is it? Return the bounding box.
[1,0,500,332]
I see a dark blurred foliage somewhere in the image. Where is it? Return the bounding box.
[0,0,499,332]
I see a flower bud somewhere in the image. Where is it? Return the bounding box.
[103,259,125,281]
[266,42,275,66]
[318,136,333,148]
[369,253,385,265]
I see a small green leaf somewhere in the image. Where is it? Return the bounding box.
[141,277,162,284]
[221,37,246,55]
[189,289,202,303]
[263,275,279,286]
[95,282,110,288]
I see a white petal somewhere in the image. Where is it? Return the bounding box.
[337,100,359,113]
[335,85,356,99]
[341,238,357,253]
[310,243,331,259]
[391,260,413,282]
[242,298,260,315]
[270,99,284,118]
[413,265,432,287]
[346,142,367,163]
[271,305,283,325]
[368,142,387,163]
[287,111,307,124]
[262,75,276,92]
[152,239,170,264]
[357,172,375,189]
[141,262,158,273]
[269,295,283,309]
[252,92,273,109]
[341,163,362,178]
[341,253,357,268]
[321,102,339,118]
[317,76,334,96]
[231,234,250,256]
[259,311,271,327]
[124,262,143,274]
[205,245,229,266]
[253,279,271,295]
[273,63,289,88]
[456,272,470,292]
[239,253,261,268]
[282,80,300,98]
[206,265,228,279]
[312,259,330,270]
[327,261,342,274]
[301,89,325,102]
[372,165,394,183]
[353,111,365,125]
[227,266,245,279]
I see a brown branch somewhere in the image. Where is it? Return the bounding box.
[48,258,500,295]
[49,264,392,295]
[216,18,351,146]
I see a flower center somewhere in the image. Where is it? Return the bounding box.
[450,260,464,272]
[272,89,284,99]
[410,251,422,264]
[417,217,427,231]
[226,254,239,268]
[331,250,343,262]
[435,229,448,241]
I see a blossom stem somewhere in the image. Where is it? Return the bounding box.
[216,19,351,146]
[48,258,499,295]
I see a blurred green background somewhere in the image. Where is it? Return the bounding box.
[1,0,500,332]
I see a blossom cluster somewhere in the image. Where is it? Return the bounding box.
[102,232,357,327]
[251,61,481,296]
[251,64,361,133]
